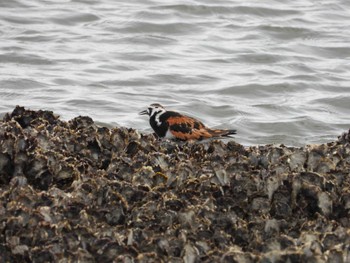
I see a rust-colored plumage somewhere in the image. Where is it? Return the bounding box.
[167,116,216,140]
[140,104,237,141]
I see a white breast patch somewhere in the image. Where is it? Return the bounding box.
[164,129,175,139]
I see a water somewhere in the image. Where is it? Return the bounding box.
[1,0,350,146]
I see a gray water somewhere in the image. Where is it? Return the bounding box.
[1,0,350,146]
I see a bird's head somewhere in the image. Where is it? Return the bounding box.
[139,103,166,118]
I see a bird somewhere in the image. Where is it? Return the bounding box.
[139,103,237,141]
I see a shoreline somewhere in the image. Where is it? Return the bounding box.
[1,106,349,262]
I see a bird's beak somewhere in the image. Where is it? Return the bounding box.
[139,110,148,115]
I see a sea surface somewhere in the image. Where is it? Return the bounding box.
[1,0,350,146]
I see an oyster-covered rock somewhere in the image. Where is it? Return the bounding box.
[0,106,350,262]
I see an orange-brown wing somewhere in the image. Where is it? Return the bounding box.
[166,116,213,140]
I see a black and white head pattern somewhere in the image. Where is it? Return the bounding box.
[142,103,166,126]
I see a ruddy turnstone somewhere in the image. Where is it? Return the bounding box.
[139,103,237,140]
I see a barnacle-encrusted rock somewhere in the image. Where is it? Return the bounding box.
[1,106,350,262]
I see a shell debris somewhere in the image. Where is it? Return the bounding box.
[0,106,350,262]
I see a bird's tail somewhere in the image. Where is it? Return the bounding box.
[209,129,237,138]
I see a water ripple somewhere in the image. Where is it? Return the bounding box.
[0,0,350,146]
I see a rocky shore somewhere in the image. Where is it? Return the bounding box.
[0,106,349,262]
